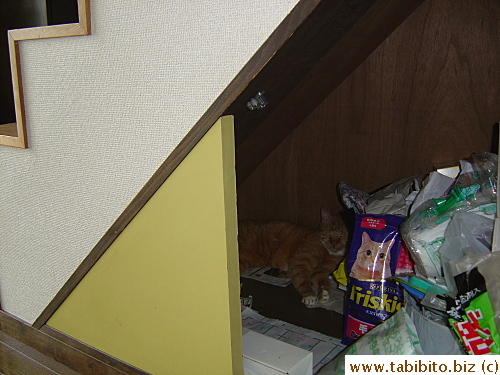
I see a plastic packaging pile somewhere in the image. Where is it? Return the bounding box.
[321,151,499,374]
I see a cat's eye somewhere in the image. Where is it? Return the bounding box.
[379,253,386,259]
[365,250,372,256]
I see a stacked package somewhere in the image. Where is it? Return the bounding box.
[336,151,499,356]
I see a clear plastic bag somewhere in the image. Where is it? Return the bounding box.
[441,211,494,296]
[444,252,500,354]
[401,152,497,280]
[317,309,423,375]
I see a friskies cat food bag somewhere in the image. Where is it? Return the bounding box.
[342,214,406,345]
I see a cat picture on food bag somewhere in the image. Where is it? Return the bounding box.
[350,232,392,281]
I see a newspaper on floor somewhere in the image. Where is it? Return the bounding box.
[240,267,292,287]
[241,307,346,374]
[240,271,345,315]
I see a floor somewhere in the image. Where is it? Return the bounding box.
[240,278,345,339]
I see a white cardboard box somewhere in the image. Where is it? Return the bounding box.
[242,328,313,375]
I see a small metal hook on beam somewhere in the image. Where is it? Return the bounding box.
[246,91,268,111]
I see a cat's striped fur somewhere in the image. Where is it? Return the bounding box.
[238,209,347,306]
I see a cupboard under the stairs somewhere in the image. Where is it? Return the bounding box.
[38,0,500,373]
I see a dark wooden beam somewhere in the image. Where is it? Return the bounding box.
[232,0,426,185]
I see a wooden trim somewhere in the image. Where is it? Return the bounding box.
[0,341,60,375]
[40,326,150,375]
[0,33,27,148]
[1,310,150,375]
[33,0,321,329]
[0,0,91,149]
[0,334,81,375]
[39,326,148,375]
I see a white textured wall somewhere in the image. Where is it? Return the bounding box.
[0,0,299,324]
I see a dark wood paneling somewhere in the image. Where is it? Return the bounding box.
[228,0,380,145]
[237,0,500,228]
[233,0,426,186]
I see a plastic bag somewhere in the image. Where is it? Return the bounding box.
[405,292,464,355]
[441,211,494,296]
[318,309,422,375]
[401,152,497,280]
[445,255,500,355]
[410,171,456,214]
[338,181,371,214]
[365,175,424,216]
[444,251,500,354]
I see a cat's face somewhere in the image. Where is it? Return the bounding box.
[355,232,392,276]
[319,208,348,256]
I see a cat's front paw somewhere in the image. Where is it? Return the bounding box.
[319,289,330,304]
[302,295,318,307]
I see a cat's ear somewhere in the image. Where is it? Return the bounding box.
[320,208,332,224]
[361,231,371,244]
[382,238,394,251]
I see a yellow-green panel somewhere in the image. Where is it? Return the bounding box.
[48,116,242,375]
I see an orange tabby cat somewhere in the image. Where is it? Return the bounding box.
[238,208,348,306]
[349,232,392,281]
